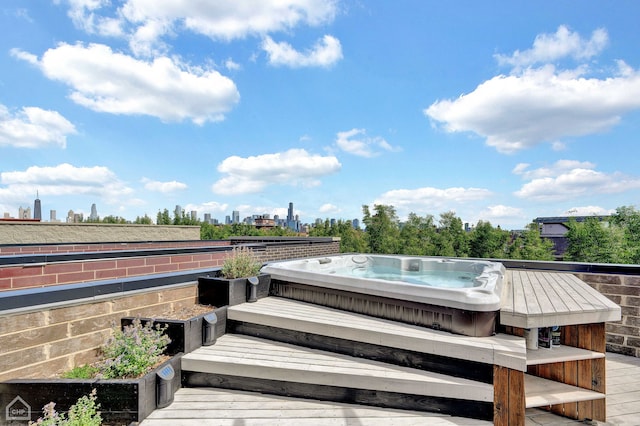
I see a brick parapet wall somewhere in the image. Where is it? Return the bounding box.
[0,251,228,292]
[0,222,201,245]
[575,272,640,357]
[0,240,227,255]
[0,240,340,292]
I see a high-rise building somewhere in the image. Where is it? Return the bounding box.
[19,206,31,219]
[204,213,211,224]
[287,202,294,223]
[174,205,183,219]
[90,203,98,221]
[190,211,197,221]
[50,210,57,222]
[232,210,240,224]
[34,193,41,221]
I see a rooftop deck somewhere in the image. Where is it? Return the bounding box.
[146,267,629,425]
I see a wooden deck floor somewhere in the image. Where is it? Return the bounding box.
[140,352,639,426]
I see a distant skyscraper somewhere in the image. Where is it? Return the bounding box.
[232,210,240,224]
[204,213,211,224]
[287,202,294,222]
[34,193,41,221]
[19,206,31,219]
[286,202,299,232]
[90,203,98,221]
[175,205,183,219]
[50,210,57,222]
[190,210,197,221]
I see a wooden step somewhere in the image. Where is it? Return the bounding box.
[227,296,526,371]
[140,388,492,425]
[182,334,493,403]
[524,374,605,408]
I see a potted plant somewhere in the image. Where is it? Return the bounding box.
[0,318,181,425]
[198,246,271,307]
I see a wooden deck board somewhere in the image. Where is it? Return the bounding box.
[501,270,621,328]
[228,296,527,371]
[140,388,492,425]
[182,334,494,402]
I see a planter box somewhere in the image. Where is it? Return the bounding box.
[198,273,271,307]
[0,355,181,425]
[122,306,227,355]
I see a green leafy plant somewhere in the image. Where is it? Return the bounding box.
[99,317,170,379]
[220,246,262,279]
[61,364,100,379]
[30,388,102,426]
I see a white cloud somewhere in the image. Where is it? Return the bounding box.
[0,104,76,148]
[212,148,341,195]
[494,25,608,69]
[564,206,615,216]
[15,43,239,124]
[262,35,343,68]
[64,0,338,55]
[373,187,492,216]
[425,27,640,153]
[224,58,241,71]
[513,161,640,202]
[319,203,340,214]
[475,205,526,226]
[512,160,596,180]
[142,178,188,193]
[0,163,133,205]
[184,201,229,214]
[335,128,401,158]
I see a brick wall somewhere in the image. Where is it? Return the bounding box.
[0,240,227,255]
[0,251,228,292]
[576,273,640,357]
[0,285,197,381]
[0,222,200,244]
[0,239,341,292]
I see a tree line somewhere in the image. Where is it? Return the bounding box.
[84,204,640,264]
[310,204,640,264]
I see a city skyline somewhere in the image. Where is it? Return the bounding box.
[2,2,640,229]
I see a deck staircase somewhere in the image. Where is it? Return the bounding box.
[177,296,527,423]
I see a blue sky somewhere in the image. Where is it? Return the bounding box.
[1,1,640,229]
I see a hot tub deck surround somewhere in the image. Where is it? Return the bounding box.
[501,269,622,328]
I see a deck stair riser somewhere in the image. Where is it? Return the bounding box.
[226,297,527,372]
[181,334,494,420]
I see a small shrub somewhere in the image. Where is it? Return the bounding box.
[99,317,170,379]
[61,364,100,379]
[30,388,102,426]
[220,246,262,279]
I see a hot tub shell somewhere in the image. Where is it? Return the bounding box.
[261,254,506,337]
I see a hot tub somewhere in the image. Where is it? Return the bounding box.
[261,254,506,337]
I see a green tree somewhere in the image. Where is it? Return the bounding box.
[564,217,622,263]
[156,209,172,225]
[611,206,640,263]
[468,220,509,258]
[508,223,555,261]
[435,211,468,257]
[134,214,153,225]
[399,213,437,255]
[101,215,128,224]
[362,204,401,254]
